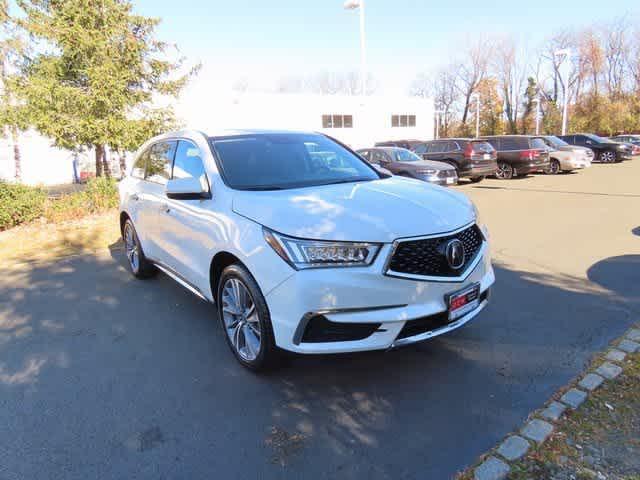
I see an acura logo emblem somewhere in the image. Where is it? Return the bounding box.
[445,239,465,270]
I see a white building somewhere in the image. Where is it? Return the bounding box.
[1,93,434,185]
[183,93,434,150]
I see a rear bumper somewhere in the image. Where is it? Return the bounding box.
[516,160,550,175]
[460,163,498,178]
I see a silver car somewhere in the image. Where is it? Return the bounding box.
[536,135,593,174]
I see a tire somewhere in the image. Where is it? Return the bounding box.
[122,219,157,279]
[548,159,561,175]
[599,150,616,163]
[495,162,514,180]
[217,263,281,371]
[469,176,485,183]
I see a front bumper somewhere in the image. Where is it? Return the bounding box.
[265,241,495,354]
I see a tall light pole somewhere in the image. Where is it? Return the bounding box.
[470,93,480,138]
[533,97,540,135]
[434,110,443,139]
[554,48,571,135]
[344,0,367,97]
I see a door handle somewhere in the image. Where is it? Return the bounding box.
[160,202,171,214]
[131,193,139,201]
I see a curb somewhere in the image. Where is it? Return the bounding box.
[468,324,639,480]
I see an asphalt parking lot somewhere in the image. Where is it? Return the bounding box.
[1,161,639,480]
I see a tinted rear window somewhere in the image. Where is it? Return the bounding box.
[471,141,494,153]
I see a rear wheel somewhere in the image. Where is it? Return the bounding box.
[547,159,561,175]
[123,219,157,279]
[495,162,514,180]
[599,150,616,163]
[217,264,281,371]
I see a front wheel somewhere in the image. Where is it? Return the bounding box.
[217,264,281,371]
[599,151,616,163]
[495,162,514,180]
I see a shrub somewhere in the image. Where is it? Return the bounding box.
[0,181,47,230]
[44,177,119,223]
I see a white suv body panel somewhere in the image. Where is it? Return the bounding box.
[119,130,495,354]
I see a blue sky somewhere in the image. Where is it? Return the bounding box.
[132,0,639,93]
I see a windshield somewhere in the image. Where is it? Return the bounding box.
[393,148,422,162]
[210,133,380,190]
[545,136,569,148]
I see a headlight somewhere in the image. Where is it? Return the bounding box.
[416,169,437,175]
[263,228,381,269]
[472,202,489,239]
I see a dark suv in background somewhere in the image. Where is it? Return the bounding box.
[481,135,550,179]
[557,134,632,163]
[357,147,458,186]
[374,139,423,151]
[415,138,498,182]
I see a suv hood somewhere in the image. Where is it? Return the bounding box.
[232,177,475,243]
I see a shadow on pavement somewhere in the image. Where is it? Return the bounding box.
[587,255,640,307]
[0,249,637,480]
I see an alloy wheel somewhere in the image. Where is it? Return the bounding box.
[495,162,513,179]
[221,278,261,361]
[600,151,616,163]
[549,160,560,174]
[124,223,140,273]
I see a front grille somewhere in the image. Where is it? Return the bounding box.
[387,224,484,278]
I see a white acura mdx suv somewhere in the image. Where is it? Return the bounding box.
[119,130,495,370]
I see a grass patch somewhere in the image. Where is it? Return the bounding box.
[0,211,121,264]
[507,350,640,479]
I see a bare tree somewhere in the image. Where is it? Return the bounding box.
[410,68,459,137]
[455,40,491,127]
[601,17,630,98]
[494,38,528,133]
[276,71,376,96]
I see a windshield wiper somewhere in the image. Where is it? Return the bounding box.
[314,177,374,187]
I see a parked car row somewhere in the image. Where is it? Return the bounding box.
[367,132,636,186]
[119,128,637,369]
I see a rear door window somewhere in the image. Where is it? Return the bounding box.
[446,141,460,152]
[413,143,427,155]
[131,149,149,179]
[530,138,547,149]
[358,150,370,161]
[372,150,387,164]
[427,142,445,153]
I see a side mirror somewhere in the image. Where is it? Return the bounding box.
[166,177,211,200]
